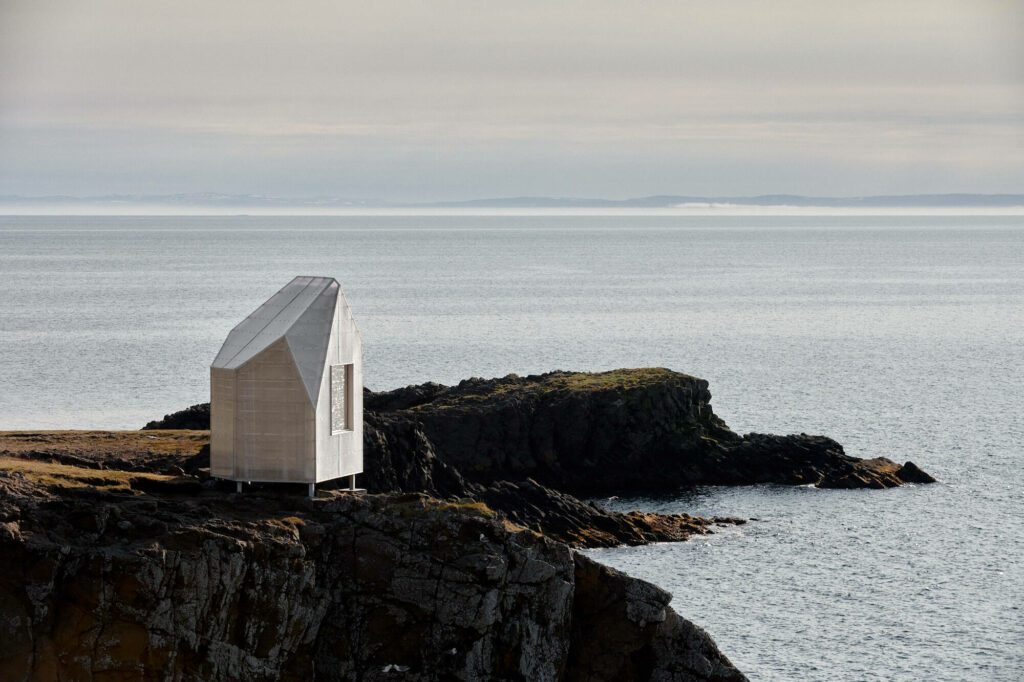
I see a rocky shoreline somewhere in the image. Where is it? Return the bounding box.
[0,368,934,680]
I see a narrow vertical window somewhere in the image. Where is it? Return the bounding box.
[331,364,353,433]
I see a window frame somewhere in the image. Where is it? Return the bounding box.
[330,363,354,434]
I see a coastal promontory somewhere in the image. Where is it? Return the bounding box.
[0,368,934,680]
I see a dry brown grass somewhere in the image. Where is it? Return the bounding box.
[0,457,174,490]
[431,499,496,518]
[411,368,689,411]
[537,368,683,392]
[0,430,209,457]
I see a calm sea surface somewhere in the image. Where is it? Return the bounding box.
[1,214,1022,680]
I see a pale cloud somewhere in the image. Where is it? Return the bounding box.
[1,0,1021,199]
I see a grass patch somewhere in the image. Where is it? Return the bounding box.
[390,495,500,521]
[409,368,692,411]
[536,368,684,393]
[0,430,209,456]
[391,496,533,535]
[0,457,173,490]
[501,519,533,534]
[430,499,497,519]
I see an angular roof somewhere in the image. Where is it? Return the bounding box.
[212,276,344,402]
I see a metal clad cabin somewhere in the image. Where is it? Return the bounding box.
[210,276,363,495]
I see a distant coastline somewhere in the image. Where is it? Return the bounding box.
[2,192,1023,216]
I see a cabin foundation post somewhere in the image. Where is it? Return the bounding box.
[348,474,356,491]
[236,481,242,493]
[308,482,315,498]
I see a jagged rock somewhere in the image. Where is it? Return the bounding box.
[477,478,744,548]
[569,553,745,682]
[143,403,210,430]
[0,470,746,681]
[816,456,938,489]
[895,461,937,484]
[358,412,468,498]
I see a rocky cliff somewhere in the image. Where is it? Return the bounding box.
[0,462,744,681]
[358,369,934,494]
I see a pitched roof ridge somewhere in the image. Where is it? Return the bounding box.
[286,280,340,403]
[218,278,320,368]
[212,276,338,369]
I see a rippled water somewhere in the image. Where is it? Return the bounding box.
[1,214,1022,680]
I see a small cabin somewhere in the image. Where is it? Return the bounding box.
[209,276,363,495]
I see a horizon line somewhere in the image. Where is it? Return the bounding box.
[3,205,1024,217]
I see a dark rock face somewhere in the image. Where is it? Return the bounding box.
[0,473,745,681]
[364,369,934,494]
[142,403,210,431]
[356,412,745,548]
[569,554,746,682]
[477,478,744,549]
[357,410,747,548]
[360,411,468,498]
[894,461,937,484]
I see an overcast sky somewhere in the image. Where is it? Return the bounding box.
[1,1,1021,201]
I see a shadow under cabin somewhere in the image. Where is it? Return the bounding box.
[209,276,364,497]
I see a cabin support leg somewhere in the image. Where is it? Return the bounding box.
[349,474,356,491]
[308,482,315,498]
[236,481,242,493]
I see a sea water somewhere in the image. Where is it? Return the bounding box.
[1,214,1022,680]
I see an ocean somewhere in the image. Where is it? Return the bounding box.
[1,214,1022,680]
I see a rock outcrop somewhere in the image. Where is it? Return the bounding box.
[143,403,210,431]
[358,409,746,548]
[361,369,934,493]
[0,465,744,681]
